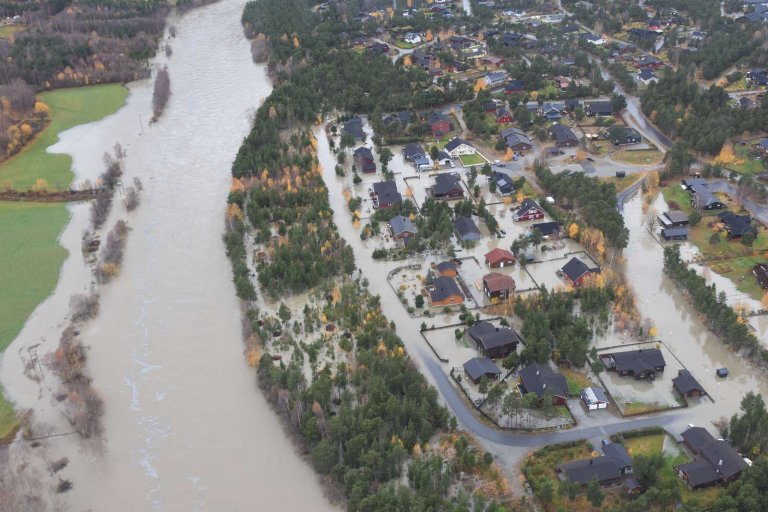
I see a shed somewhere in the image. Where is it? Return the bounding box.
[581,386,609,410]
[463,357,502,384]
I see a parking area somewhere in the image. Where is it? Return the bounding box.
[597,341,687,416]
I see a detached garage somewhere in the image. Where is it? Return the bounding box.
[581,386,609,411]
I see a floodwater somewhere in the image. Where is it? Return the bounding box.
[0,0,337,510]
[622,193,768,421]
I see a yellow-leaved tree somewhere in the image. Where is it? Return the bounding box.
[568,223,579,238]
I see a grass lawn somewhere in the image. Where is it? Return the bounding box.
[0,24,23,39]
[0,387,19,441]
[613,148,664,165]
[459,152,488,166]
[724,146,766,176]
[661,183,694,214]
[623,432,665,457]
[711,255,767,300]
[600,173,643,192]
[394,40,417,49]
[725,77,749,92]
[0,84,128,190]
[0,202,69,352]
[561,367,592,396]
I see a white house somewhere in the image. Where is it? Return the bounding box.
[482,70,508,88]
[581,386,609,411]
[404,32,422,44]
[444,138,477,158]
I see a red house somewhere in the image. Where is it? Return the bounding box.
[485,248,516,268]
[428,113,452,138]
[495,107,514,124]
[512,199,545,221]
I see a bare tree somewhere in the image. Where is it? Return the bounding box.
[69,292,99,323]
[165,44,173,57]
[151,66,170,121]
[251,38,269,63]
[124,186,140,211]
[90,189,113,229]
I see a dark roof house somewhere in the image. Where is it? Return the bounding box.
[557,442,633,486]
[677,426,746,489]
[492,171,515,195]
[372,181,401,208]
[354,146,376,173]
[560,256,599,286]
[455,216,482,242]
[432,173,464,199]
[428,276,464,306]
[463,357,502,384]
[468,321,521,358]
[673,369,706,398]
[518,362,568,403]
[600,348,666,380]
[389,215,416,240]
[343,117,365,140]
[402,143,426,161]
[718,211,756,239]
[550,124,579,147]
[513,199,546,221]
[586,101,613,117]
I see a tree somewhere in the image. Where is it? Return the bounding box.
[353,173,362,185]
[689,211,702,226]
[379,147,393,169]
[710,232,721,245]
[742,231,755,247]
[610,92,627,113]
[430,145,440,161]
[278,302,292,323]
[152,66,171,121]
[539,478,554,503]
[478,377,489,394]
[415,295,425,308]
[574,106,586,122]
[586,477,604,507]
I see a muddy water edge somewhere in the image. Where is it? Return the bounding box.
[0,0,337,510]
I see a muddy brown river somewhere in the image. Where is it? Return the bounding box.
[0,1,336,510]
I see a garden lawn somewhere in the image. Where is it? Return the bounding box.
[0,388,17,441]
[561,367,592,396]
[711,255,767,300]
[0,84,128,190]
[662,183,694,214]
[613,148,664,165]
[0,24,23,39]
[459,152,488,166]
[724,145,766,176]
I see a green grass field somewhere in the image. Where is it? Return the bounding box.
[0,387,18,441]
[613,148,664,165]
[0,84,128,190]
[459,152,487,166]
[0,202,69,352]
[724,146,766,176]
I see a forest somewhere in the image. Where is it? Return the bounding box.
[534,163,629,249]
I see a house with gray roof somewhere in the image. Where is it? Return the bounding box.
[372,181,401,208]
[518,362,568,404]
[389,215,416,240]
[463,357,502,384]
[557,442,632,486]
[600,347,666,380]
[676,426,746,489]
[454,216,482,242]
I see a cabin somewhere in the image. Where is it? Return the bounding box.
[495,107,514,124]
[431,173,464,200]
[661,227,689,241]
[550,124,579,147]
[581,386,609,410]
[444,138,477,158]
[690,184,726,210]
[541,101,565,121]
[638,68,658,85]
[480,56,505,68]
[753,263,768,289]
[600,348,666,381]
[455,216,482,242]
[718,211,757,240]
[504,80,525,94]
[512,199,545,221]
[468,321,521,358]
[343,117,365,140]
[676,426,746,489]
[560,257,599,287]
[482,272,516,302]
[428,276,464,306]
[491,171,515,195]
[586,101,613,117]
[372,181,401,208]
[402,143,426,161]
[673,369,706,398]
[518,362,568,405]
[354,147,376,173]
[485,248,516,268]
[389,215,416,241]
[501,127,534,153]
[659,210,689,227]
[463,357,502,384]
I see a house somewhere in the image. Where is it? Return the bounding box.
[354,147,376,173]
[738,97,755,110]
[480,56,505,68]
[552,76,572,90]
[382,111,412,128]
[586,101,613,117]
[754,138,768,155]
[540,44,557,56]
[455,216,482,242]
[482,272,516,302]
[565,98,581,112]
[690,183,726,210]
[661,227,689,241]
[557,442,633,486]
[512,199,545,221]
[532,221,561,238]
[463,357,502,384]
[718,211,757,239]
[638,68,659,85]
[541,102,565,121]
[676,426,746,489]
[502,127,533,153]
[502,32,523,46]
[600,348,666,381]
[404,32,422,44]
[681,177,706,191]
[491,171,515,195]
[343,116,365,140]
[368,42,390,55]
[431,173,464,199]
[635,55,663,69]
[402,143,426,161]
[444,138,477,158]
[581,386,609,410]
[413,156,431,171]
[747,69,768,86]
[504,80,526,94]
[560,256,599,287]
[435,260,458,277]
[389,215,416,240]
[629,28,659,39]
[753,263,768,288]
[482,101,497,113]
[372,181,401,208]
[482,71,509,89]
[582,33,605,45]
[673,369,706,398]
[518,362,568,404]
[550,124,579,147]
[624,478,644,496]
[495,107,514,124]
[428,112,453,137]
[468,321,521,358]
[611,127,642,145]
[485,248,516,268]
[428,276,464,306]
[659,210,689,227]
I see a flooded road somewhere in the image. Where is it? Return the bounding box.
[1,1,336,510]
[622,193,768,421]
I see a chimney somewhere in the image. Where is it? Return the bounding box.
[536,369,540,375]
[719,459,723,466]
[543,383,547,389]
[589,459,593,465]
